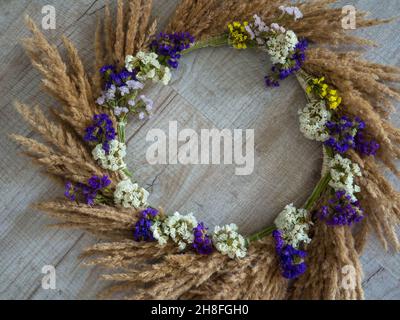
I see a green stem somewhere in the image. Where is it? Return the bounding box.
[182,34,229,55]
[117,121,126,143]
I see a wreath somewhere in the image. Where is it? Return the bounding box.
[13,0,400,300]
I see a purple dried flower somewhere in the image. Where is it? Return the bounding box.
[324,116,380,156]
[84,114,116,153]
[192,222,213,255]
[273,230,307,279]
[150,32,195,69]
[317,190,364,226]
[265,38,308,88]
[134,208,159,241]
[354,130,380,156]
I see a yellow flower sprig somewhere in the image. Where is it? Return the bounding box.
[227,21,250,49]
[306,77,342,110]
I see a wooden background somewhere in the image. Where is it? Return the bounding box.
[0,0,399,299]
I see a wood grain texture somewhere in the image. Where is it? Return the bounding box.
[0,0,399,299]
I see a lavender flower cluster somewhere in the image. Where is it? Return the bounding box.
[150,32,195,69]
[84,114,116,153]
[324,116,379,156]
[65,175,111,205]
[134,208,213,255]
[97,65,153,121]
[317,191,364,226]
[265,38,308,87]
[273,230,307,279]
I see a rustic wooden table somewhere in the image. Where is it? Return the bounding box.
[0,0,399,299]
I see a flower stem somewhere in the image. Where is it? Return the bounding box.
[182,34,229,55]
[247,225,276,243]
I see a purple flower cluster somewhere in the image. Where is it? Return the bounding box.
[192,222,213,255]
[317,191,364,226]
[265,38,308,88]
[100,65,136,89]
[324,116,379,156]
[273,230,307,279]
[65,175,111,205]
[84,114,116,153]
[134,208,159,242]
[150,32,195,69]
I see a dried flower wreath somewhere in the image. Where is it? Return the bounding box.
[12,0,400,300]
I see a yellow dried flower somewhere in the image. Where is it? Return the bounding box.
[307,77,342,110]
[227,21,249,49]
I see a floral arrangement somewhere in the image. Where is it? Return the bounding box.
[12,0,400,300]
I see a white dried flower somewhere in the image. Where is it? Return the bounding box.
[153,212,198,250]
[298,100,331,141]
[274,204,311,249]
[114,179,149,209]
[125,52,171,85]
[213,224,247,259]
[92,139,126,171]
[329,154,362,201]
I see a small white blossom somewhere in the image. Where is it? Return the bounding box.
[138,112,145,120]
[140,95,154,111]
[274,204,311,249]
[298,100,331,142]
[152,212,198,250]
[270,23,286,33]
[329,154,362,201]
[114,179,149,209]
[266,29,298,65]
[213,224,247,259]
[126,80,144,90]
[128,99,136,107]
[92,139,126,171]
[119,86,130,96]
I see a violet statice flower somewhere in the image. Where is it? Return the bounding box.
[150,32,195,69]
[64,181,78,201]
[64,175,111,205]
[273,230,307,279]
[324,116,358,154]
[265,38,308,87]
[134,208,159,241]
[317,190,364,226]
[193,222,213,255]
[84,114,116,153]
